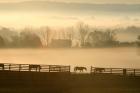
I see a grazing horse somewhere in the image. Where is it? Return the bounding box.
[0,64,4,70]
[74,66,87,72]
[29,65,41,72]
[94,68,105,73]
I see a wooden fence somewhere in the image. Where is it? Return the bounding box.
[90,66,140,76]
[0,63,70,73]
[1,63,140,76]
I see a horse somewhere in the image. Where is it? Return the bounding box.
[29,65,41,72]
[74,66,87,72]
[94,68,105,73]
[0,64,4,70]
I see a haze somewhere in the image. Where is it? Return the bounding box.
[0,0,140,4]
[0,0,140,71]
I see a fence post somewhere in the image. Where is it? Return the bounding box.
[111,68,112,74]
[134,69,136,76]
[29,65,31,71]
[59,66,61,72]
[90,66,92,74]
[68,66,70,73]
[9,64,11,71]
[39,65,41,72]
[2,64,4,70]
[49,65,50,72]
[19,64,21,72]
[123,69,127,76]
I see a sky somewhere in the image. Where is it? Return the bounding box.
[0,0,139,29]
[0,0,140,4]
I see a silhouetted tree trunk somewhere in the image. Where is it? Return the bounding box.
[39,27,51,47]
[77,22,89,47]
[67,27,74,41]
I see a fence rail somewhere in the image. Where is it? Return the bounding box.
[0,63,70,73]
[1,63,140,76]
[90,66,140,76]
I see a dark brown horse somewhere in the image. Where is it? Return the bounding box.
[29,65,41,72]
[74,66,87,72]
[94,68,105,73]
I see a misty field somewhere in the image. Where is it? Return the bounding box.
[0,47,140,71]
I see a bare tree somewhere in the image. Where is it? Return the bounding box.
[39,26,51,47]
[67,26,74,41]
[77,22,89,47]
[20,28,42,48]
[87,29,117,47]
[61,30,66,39]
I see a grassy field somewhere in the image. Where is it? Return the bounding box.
[0,71,140,93]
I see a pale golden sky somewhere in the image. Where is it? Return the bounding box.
[0,0,140,4]
[0,0,139,29]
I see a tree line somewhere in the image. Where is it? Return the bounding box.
[0,23,140,48]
